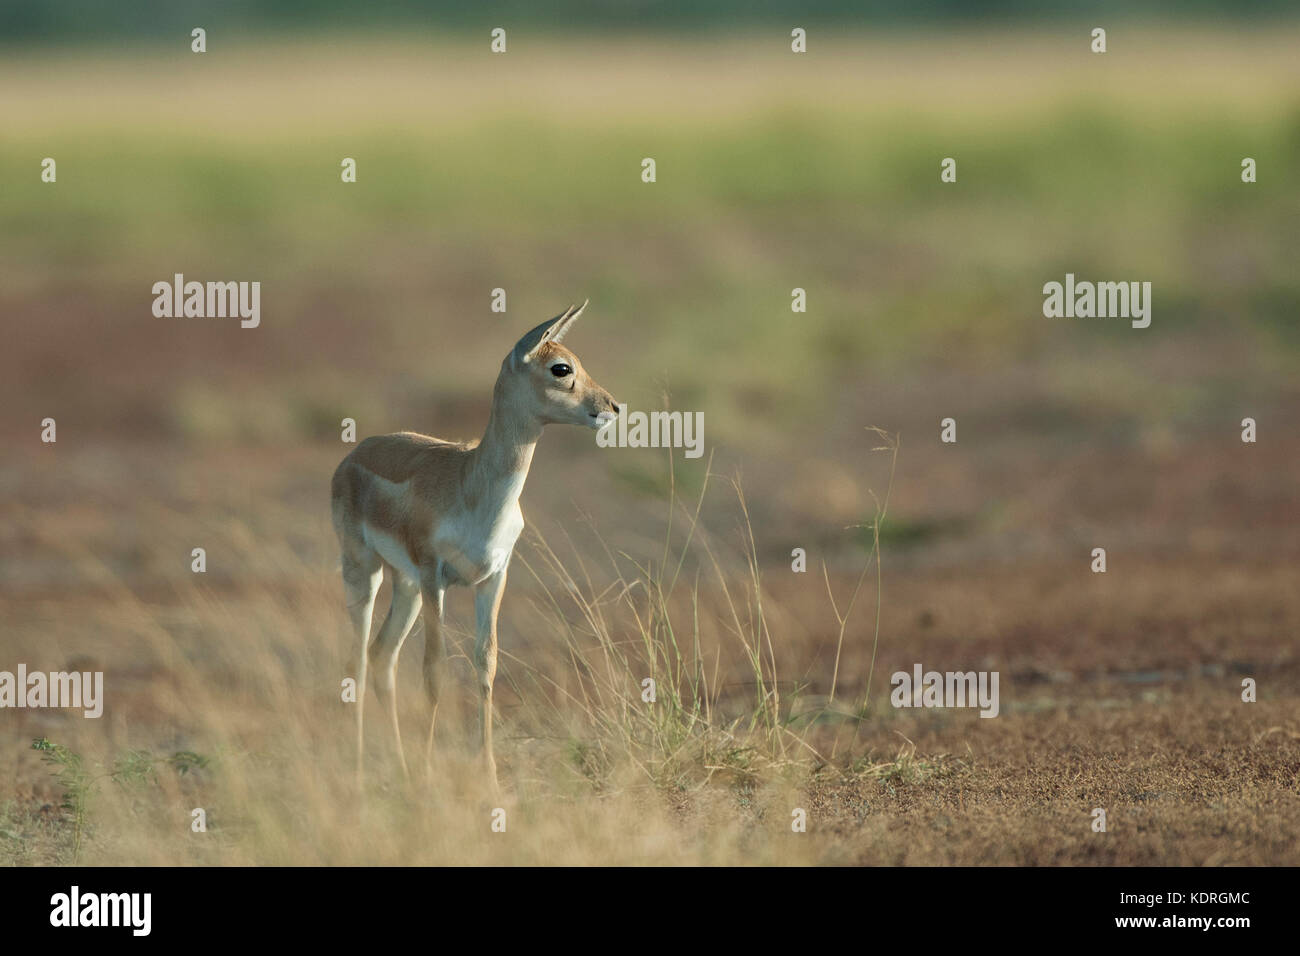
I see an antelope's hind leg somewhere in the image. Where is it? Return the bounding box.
[341,547,382,785]
[368,569,424,781]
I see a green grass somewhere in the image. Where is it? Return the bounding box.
[2,32,1296,448]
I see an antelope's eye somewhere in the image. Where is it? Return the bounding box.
[549,363,573,378]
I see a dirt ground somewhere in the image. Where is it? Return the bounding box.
[2,336,1295,865]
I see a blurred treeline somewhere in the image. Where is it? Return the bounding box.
[3,0,1297,44]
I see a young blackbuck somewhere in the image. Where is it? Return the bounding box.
[331,302,619,791]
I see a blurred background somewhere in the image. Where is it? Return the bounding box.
[1,3,1297,864]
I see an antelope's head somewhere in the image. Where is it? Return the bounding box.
[501,301,621,431]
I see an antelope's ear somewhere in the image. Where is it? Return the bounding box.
[513,300,588,364]
[550,299,587,344]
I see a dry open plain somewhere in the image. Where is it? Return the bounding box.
[2,28,1297,864]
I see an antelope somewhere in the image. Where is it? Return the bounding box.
[331,302,619,792]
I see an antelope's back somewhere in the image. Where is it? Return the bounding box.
[331,431,474,542]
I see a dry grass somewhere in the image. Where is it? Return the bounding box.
[2,444,897,865]
[6,28,1300,131]
[3,421,1298,865]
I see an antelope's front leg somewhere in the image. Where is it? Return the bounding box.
[473,567,507,792]
[419,563,448,784]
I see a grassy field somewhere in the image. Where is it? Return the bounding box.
[1,27,1298,865]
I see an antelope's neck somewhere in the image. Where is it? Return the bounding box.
[466,402,540,511]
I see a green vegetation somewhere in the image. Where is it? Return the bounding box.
[3,32,1297,451]
[30,738,211,863]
